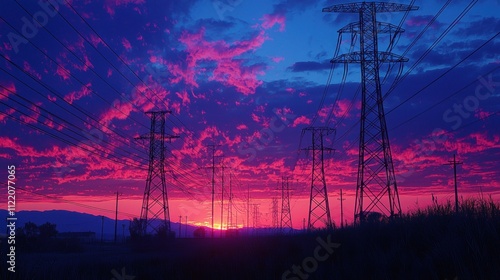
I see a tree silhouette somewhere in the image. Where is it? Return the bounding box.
[38,222,58,240]
[23,221,39,239]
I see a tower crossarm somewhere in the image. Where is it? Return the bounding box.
[331,52,408,63]
[322,2,418,13]
[338,22,404,34]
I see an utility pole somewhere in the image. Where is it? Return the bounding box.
[324,2,418,223]
[179,215,182,238]
[114,192,120,243]
[135,110,179,235]
[338,189,345,228]
[302,127,334,231]
[100,216,104,243]
[445,154,463,213]
[205,144,221,238]
[185,216,188,238]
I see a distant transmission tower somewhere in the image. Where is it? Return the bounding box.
[135,111,179,235]
[220,163,225,237]
[226,173,233,229]
[271,197,279,232]
[280,176,293,234]
[205,144,221,238]
[302,127,334,230]
[252,204,260,234]
[323,2,418,222]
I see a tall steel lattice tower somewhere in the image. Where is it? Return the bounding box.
[323,2,418,222]
[302,127,334,230]
[136,111,179,235]
[271,197,279,232]
[280,176,293,234]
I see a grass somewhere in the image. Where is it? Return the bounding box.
[1,197,499,279]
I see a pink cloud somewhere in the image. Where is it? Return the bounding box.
[176,90,191,105]
[149,55,158,63]
[406,16,443,29]
[47,95,57,102]
[122,38,132,51]
[261,13,286,32]
[64,83,92,104]
[316,100,355,122]
[89,34,104,47]
[292,116,311,127]
[19,103,41,125]
[317,104,333,122]
[333,99,352,118]
[175,28,267,95]
[251,113,261,123]
[445,132,500,154]
[0,81,16,101]
[0,108,14,123]
[99,83,169,128]
[254,105,266,113]
[43,115,63,130]
[56,66,71,80]
[236,124,248,130]
[272,56,284,63]
[65,38,94,72]
[104,0,145,16]
[170,101,181,114]
[3,42,13,51]
[23,61,42,80]
[474,109,493,120]
[210,59,264,95]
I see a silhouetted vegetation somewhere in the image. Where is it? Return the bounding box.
[3,197,499,279]
[14,221,83,253]
[193,226,206,238]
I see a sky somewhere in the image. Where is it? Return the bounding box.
[0,0,499,230]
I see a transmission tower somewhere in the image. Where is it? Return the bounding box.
[302,127,334,230]
[135,111,179,235]
[252,204,260,235]
[323,2,418,222]
[226,173,233,229]
[246,184,250,235]
[280,176,293,234]
[205,144,221,238]
[271,197,279,232]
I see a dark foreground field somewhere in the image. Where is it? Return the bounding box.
[2,198,500,280]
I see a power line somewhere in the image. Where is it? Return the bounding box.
[387,31,499,114]
[0,10,151,131]
[0,101,147,170]
[15,186,137,218]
